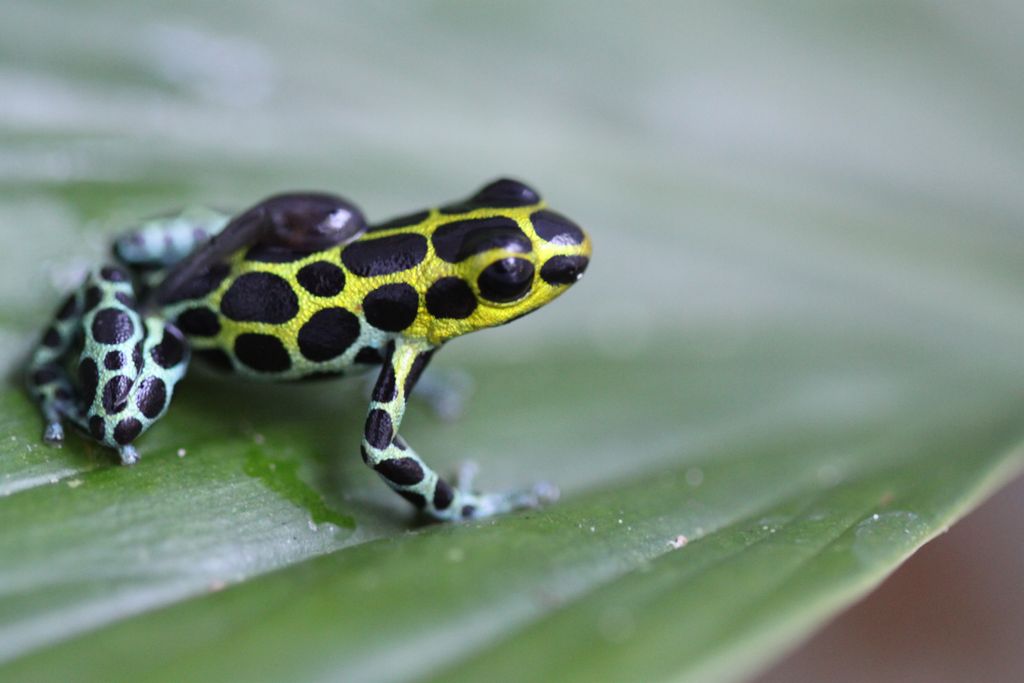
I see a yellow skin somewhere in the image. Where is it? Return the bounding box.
[178,202,589,369]
[26,178,591,521]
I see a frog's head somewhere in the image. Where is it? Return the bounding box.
[424,179,591,342]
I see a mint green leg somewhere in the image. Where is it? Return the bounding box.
[360,340,558,521]
[27,267,191,463]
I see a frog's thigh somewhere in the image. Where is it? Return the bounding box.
[113,207,230,268]
[53,267,190,463]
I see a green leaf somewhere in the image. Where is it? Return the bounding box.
[2,2,1023,682]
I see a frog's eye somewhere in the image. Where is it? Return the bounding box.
[477,257,535,303]
[440,178,542,214]
[470,178,541,208]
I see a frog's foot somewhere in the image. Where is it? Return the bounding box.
[43,421,65,446]
[456,482,560,520]
[118,445,140,466]
[452,461,559,519]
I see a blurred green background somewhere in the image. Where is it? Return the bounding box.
[1,2,1022,682]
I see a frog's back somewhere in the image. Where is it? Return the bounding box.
[158,178,588,381]
[161,235,394,379]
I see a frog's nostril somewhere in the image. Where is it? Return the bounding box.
[540,255,589,286]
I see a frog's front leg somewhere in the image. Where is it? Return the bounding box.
[361,340,556,521]
[27,267,191,464]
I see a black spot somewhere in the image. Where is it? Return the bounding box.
[364,408,393,449]
[89,415,105,440]
[151,326,187,368]
[78,358,98,404]
[176,307,221,337]
[113,417,142,445]
[55,387,72,401]
[32,366,58,386]
[425,277,477,319]
[100,265,128,282]
[194,348,234,372]
[115,291,136,308]
[540,255,590,285]
[135,376,167,419]
[531,209,585,245]
[103,351,125,370]
[341,233,428,277]
[234,333,292,373]
[374,457,425,486]
[393,434,408,451]
[297,308,360,362]
[404,349,434,397]
[160,262,231,304]
[220,272,299,324]
[84,286,103,312]
[42,327,61,348]
[369,210,429,232]
[296,261,346,297]
[56,294,79,321]
[102,375,132,414]
[433,480,454,510]
[91,308,135,345]
[461,505,476,518]
[132,342,143,371]
[244,244,316,263]
[371,360,397,403]
[477,258,535,302]
[354,346,383,364]
[363,284,419,332]
[399,490,427,509]
[432,217,531,263]
[440,178,541,214]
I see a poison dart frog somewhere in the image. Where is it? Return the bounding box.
[26,179,591,521]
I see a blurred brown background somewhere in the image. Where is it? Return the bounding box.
[760,474,1024,682]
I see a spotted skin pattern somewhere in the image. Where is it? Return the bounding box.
[26,179,591,521]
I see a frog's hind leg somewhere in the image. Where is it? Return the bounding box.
[113,207,231,271]
[27,266,191,464]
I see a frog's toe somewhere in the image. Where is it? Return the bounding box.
[460,481,559,519]
[531,480,560,505]
[455,460,480,491]
[502,480,560,510]
[415,368,474,422]
[42,422,64,445]
[118,445,140,466]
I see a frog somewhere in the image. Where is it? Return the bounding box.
[26,179,591,521]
